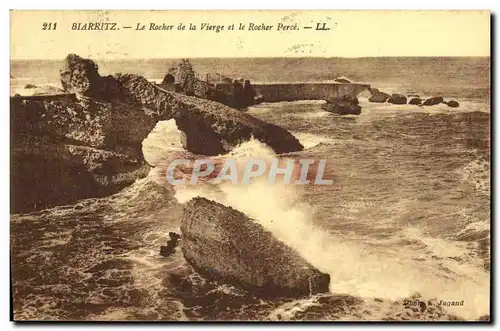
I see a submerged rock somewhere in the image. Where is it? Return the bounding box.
[10,96,153,213]
[445,100,460,108]
[368,88,390,103]
[388,93,407,105]
[408,97,423,105]
[322,95,361,115]
[180,197,331,297]
[24,84,38,89]
[422,96,444,106]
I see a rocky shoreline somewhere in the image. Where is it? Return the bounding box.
[368,88,460,108]
[11,54,303,213]
[11,53,466,300]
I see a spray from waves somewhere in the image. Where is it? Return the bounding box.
[167,138,489,320]
[459,159,490,196]
[290,132,335,150]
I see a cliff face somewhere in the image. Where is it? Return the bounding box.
[11,97,153,213]
[180,197,331,297]
[11,55,303,213]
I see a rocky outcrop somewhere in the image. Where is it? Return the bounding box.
[408,97,423,105]
[11,96,153,213]
[116,74,303,155]
[60,53,124,101]
[444,100,460,108]
[368,88,390,103]
[160,232,181,257]
[321,95,361,115]
[60,53,103,98]
[160,59,257,109]
[180,197,331,297]
[11,55,303,212]
[334,77,352,84]
[423,96,444,106]
[387,93,407,105]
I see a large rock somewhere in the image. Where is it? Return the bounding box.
[368,88,390,103]
[322,95,361,115]
[334,77,352,84]
[164,59,257,109]
[408,97,423,105]
[60,54,103,98]
[11,54,303,212]
[180,197,331,297]
[423,96,444,106]
[444,100,460,108]
[10,97,153,213]
[387,93,407,105]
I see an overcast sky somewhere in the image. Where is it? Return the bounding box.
[10,10,490,59]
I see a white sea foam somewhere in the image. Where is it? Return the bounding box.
[169,137,489,320]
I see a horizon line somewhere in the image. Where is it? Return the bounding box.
[10,55,491,61]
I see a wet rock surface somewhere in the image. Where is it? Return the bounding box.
[180,197,331,297]
[160,232,181,257]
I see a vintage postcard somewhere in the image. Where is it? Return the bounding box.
[10,10,490,322]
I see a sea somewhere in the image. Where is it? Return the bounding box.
[10,57,491,321]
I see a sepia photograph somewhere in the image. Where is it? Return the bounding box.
[9,10,491,322]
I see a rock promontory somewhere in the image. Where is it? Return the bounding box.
[180,197,331,297]
[387,93,407,105]
[322,95,362,115]
[11,54,303,213]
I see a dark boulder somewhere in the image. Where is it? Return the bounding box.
[24,84,38,89]
[408,97,423,105]
[445,100,460,108]
[254,94,264,104]
[180,197,331,297]
[322,95,361,115]
[160,232,181,257]
[368,88,390,103]
[59,54,123,100]
[387,93,407,105]
[423,96,444,106]
[60,53,103,98]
